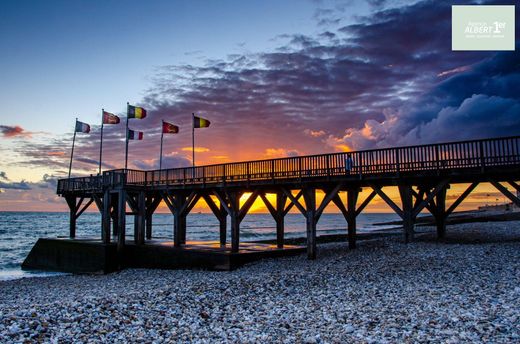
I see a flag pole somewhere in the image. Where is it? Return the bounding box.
[192,113,195,168]
[125,102,129,170]
[159,120,164,171]
[68,118,78,179]
[99,109,104,175]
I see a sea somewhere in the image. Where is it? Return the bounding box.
[0,212,400,281]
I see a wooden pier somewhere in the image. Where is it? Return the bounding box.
[24,136,520,272]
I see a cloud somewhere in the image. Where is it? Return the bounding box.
[9,0,520,177]
[133,154,191,170]
[0,125,32,138]
[0,171,8,181]
[0,180,31,190]
[263,148,300,158]
[304,129,326,138]
[181,147,210,153]
[329,43,520,150]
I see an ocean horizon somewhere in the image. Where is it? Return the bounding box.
[0,211,401,281]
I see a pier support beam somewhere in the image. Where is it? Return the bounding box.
[399,185,415,243]
[202,193,227,246]
[111,193,119,237]
[434,187,447,239]
[117,190,126,254]
[303,187,317,260]
[65,196,93,239]
[145,195,162,240]
[215,190,258,253]
[219,204,227,246]
[65,196,77,238]
[229,191,241,253]
[346,189,359,249]
[260,191,287,248]
[162,191,200,247]
[102,191,111,243]
[275,192,287,248]
[135,192,146,245]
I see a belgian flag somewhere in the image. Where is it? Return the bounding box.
[193,115,210,128]
[127,104,147,119]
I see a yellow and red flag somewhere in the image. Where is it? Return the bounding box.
[162,121,179,134]
[103,111,120,124]
[127,104,147,119]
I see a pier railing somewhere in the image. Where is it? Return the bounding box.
[57,135,520,193]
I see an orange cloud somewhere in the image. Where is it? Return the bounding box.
[47,151,66,156]
[182,147,210,153]
[263,148,300,158]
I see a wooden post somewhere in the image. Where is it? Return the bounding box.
[111,193,119,237]
[135,191,145,245]
[347,189,359,249]
[398,185,414,243]
[117,189,126,255]
[66,196,77,238]
[303,187,317,260]
[102,190,111,244]
[435,187,447,239]
[276,192,287,248]
[180,215,187,244]
[145,212,153,240]
[229,191,241,253]
[219,203,227,246]
[145,196,162,241]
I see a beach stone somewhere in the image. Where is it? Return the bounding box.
[0,221,519,343]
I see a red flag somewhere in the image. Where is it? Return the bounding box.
[103,111,120,124]
[162,121,179,134]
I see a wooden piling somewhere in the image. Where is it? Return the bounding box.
[66,196,76,238]
[229,191,241,253]
[435,187,447,239]
[102,190,111,243]
[346,189,359,249]
[117,190,126,255]
[276,192,287,249]
[219,203,227,246]
[398,185,414,243]
[303,187,317,260]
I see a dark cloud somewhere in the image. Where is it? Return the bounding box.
[0,125,32,138]
[335,42,520,149]
[0,171,8,180]
[11,0,520,174]
[0,180,31,190]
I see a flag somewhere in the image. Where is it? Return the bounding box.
[194,115,210,128]
[103,111,120,124]
[128,129,143,140]
[127,104,147,119]
[75,120,90,133]
[162,121,179,134]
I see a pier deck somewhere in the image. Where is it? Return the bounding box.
[23,135,520,273]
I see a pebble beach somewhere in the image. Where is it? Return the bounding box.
[1,221,519,343]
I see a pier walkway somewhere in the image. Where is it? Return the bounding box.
[49,135,520,268]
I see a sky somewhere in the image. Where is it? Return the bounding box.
[0,0,518,213]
